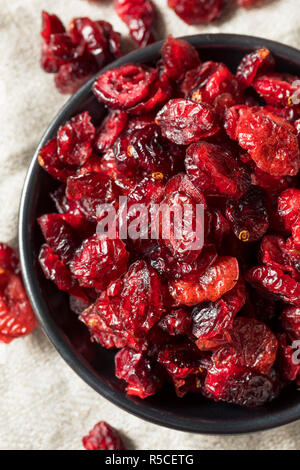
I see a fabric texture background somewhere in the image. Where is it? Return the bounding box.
[0,0,299,450]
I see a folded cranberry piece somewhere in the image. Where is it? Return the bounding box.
[115,347,164,398]
[185,141,250,199]
[168,0,227,25]
[155,99,219,145]
[169,256,239,307]
[82,421,125,451]
[278,188,300,247]
[70,234,129,290]
[236,48,274,88]
[160,35,200,82]
[224,106,300,176]
[115,0,157,48]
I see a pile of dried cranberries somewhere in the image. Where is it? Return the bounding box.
[38,36,300,407]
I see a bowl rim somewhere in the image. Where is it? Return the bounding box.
[19,33,300,435]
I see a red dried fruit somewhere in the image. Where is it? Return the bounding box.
[115,347,163,398]
[114,125,181,178]
[38,213,80,264]
[246,265,300,307]
[236,48,274,88]
[214,317,278,375]
[0,270,37,344]
[0,243,20,275]
[155,99,219,145]
[70,235,129,290]
[158,308,192,336]
[155,173,206,263]
[193,279,246,351]
[98,149,137,195]
[41,11,65,43]
[281,306,300,341]
[157,342,203,379]
[181,61,242,105]
[115,0,157,47]
[225,106,300,176]
[160,35,200,82]
[278,188,300,247]
[204,362,276,407]
[93,64,157,109]
[38,137,77,182]
[225,186,269,242]
[94,111,128,154]
[83,421,125,450]
[39,244,88,301]
[169,256,239,307]
[185,142,250,199]
[277,334,300,382]
[253,73,300,108]
[260,235,300,281]
[54,55,98,94]
[57,112,95,166]
[66,172,119,221]
[168,0,227,25]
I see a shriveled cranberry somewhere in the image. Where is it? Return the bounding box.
[260,235,300,281]
[94,111,128,154]
[160,35,200,82]
[83,421,125,450]
[185,142,250,199]
[70,235,129,290]
[115,0,157,47]
[213,317,278,375]
[66,172,119,221]
[115,347,163,398]
[236,48,274,88]
[38,213,80,264]
[54,55,98,94]
[41,11,65,42]
[38,137,77,182]
[57,112,95,166]
[159,308,192,336]
[225,106,300,176]
[278,188,300,247]
[225,186,269,242]
[114,125,181,178]
[157,342,203,380]
[169,256,239,307]
[193,279,246,351]
[281,306,300,342]
[155,99,218,145]
[168,0,227,24]
[246,265,300,307]
[204,362,276,407]
[0,243,20,275]
[0,270,37,344]
[181,61,242,105]
[93,64,157,109]
[98,149,137,195]
[253,73,300,108]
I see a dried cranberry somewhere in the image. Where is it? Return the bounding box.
[225,106,300,176]
[0,270,37,344]
[155,99,219,145]
[281,306,300,342]
[115,347,163,398]
[168,0,227,24]
[278,188,300,247]
[57,112,95,166]
[0,243,20,275]
[54,55,98,94]
[253,73,300,107]
[185,142,250,199]
[93,64,157,109]
[260,235,300,281]
[160,35,200,82]
[41,11,65,42]
[159,308,192,336]
[70,235,129,290]
[169,256,239,307]
[38,137,77,182]
[236,48,274,88]
[94,111,128,154]
[115,0,157,47]
[225,186,269,242]
[83,421,125,450]
[246,265,300,307]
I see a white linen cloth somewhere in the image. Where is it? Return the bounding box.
[0,0,299,450]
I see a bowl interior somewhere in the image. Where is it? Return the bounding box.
[19,34,300,434]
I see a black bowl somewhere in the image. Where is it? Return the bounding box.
[19,34,300,435]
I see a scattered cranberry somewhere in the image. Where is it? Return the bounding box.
[83,421,125,450]
[38,37,300,407]
[40,12,121,94]
[115,0,157,48]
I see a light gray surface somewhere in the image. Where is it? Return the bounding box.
[0,0,299,450]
